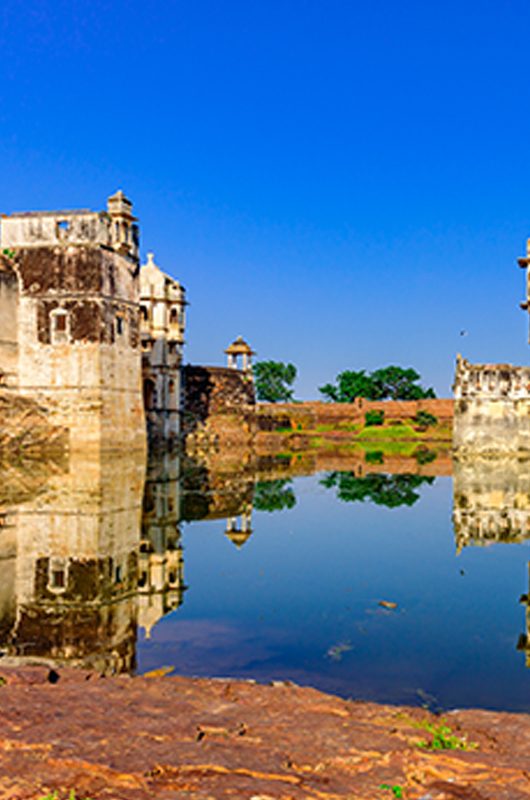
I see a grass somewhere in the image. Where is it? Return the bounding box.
[380,785,404,798]
[357,423,426,440]
[413,719,478,751]
[39,793,92,800]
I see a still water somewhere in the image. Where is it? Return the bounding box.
[1,452,530,712]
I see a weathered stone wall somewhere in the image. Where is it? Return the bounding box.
[256,398,454,431]
[453,355,530,456]
[0,246,145,454]
[0,391,67,454]
[453,458,530,549]
[183,366,255,420]
[182,366,256,451]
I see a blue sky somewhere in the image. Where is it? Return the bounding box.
[1,0,530,398]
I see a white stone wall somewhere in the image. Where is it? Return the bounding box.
[453,355,530,456]
[140,253,186,443]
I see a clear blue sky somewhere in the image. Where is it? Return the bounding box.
[2,0,530,398]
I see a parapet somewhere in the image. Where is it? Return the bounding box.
[0,190,139,263]
[453,354,530,401]
[453,355,530,456]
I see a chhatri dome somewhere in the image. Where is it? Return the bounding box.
[224,336,255,371]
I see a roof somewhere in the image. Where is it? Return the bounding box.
[225,529,253,548]
[224,336,255,356]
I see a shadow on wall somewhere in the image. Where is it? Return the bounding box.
[181,365,256,436]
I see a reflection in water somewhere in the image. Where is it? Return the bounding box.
[253,479,296,512]
[3,447,530,706]
[320,472,435,507]
[0,452,185,674]
[453,460,530,548]
[453,459,530,668]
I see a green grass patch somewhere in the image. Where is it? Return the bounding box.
[413,719,478,751]
[357,423,421,440]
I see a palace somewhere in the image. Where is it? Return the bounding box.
[0,191,186,453]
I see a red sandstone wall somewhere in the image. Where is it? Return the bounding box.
[256,399,454,430]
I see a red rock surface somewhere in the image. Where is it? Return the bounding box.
[0,666,529,799]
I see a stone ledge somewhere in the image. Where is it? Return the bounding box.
[0,666,529,799]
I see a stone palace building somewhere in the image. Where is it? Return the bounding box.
[0,191,186,453]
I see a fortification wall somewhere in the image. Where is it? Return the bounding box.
[183,366,255,419]
[182,365,256,451]
[453,355,530,456]
[0,246,145,454]
[256,399,453,431]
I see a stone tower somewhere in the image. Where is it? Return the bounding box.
[0,191,145,454]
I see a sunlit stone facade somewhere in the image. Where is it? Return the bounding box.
[0,191,145,454]
[140,253,186,445]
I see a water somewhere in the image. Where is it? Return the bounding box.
[2,452,530,712]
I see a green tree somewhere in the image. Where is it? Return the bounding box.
[253,479,297,511]
[319,366,435,402]
[254,361,297,402]
[371,366,436,400]
[319,370,380,402]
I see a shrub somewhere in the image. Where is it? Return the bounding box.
[365,409,385,426]
[413,410,438,428]
[365,450,384,464]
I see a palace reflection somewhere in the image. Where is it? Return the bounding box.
[452,458,530,666]
[0,449,265,674]
[7,446,523,676]
[0,451,189,674]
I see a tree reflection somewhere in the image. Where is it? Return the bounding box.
[253,479,297,512]
[320,472,435,508]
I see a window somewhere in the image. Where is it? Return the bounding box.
[52,570,65,588]
[140,306,148,321]
[170,307,178,322]
[116,315,124,335]
[51,310,69,344]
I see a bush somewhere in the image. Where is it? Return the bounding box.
[415,447,437,465]
[413,410,438,428]
[365,409,385,426]
[365,450,384,464]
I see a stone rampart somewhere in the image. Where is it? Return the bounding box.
[183,366,255,420]
[0,246,145,455]
[453,355,530,456]
[182,366,256,451]
[256,399,453,431]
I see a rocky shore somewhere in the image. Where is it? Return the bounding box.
[0,666,529,799]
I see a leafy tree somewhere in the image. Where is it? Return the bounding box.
[371,366,436,401]
[319,370,379,402]
[320,472,434,508]
[253,479,297,512]
[319,366,435,402]
[254,361,297,403]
